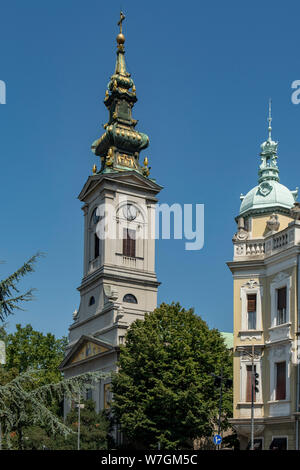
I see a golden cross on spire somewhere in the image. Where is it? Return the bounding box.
[118,11,126,34]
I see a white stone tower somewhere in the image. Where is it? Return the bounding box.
[60,13,162,415]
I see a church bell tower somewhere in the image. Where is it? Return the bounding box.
[60,13,162,412]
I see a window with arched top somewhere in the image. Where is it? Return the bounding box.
[89,296,95,306]
[123,294,138,304]
[91,207,100,226]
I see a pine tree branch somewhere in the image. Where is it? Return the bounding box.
[0,253,41,298]
[0,290,36,320]
[0,368,111,449]
[0,253,43,322]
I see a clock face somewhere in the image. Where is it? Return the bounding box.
[123,204,138,221]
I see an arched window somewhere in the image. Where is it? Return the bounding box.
[89,296,95,306]
[91,208,100,225]
[123,294,138,304]
[94,233,100,259]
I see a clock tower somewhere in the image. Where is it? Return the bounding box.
[60,14,162,414]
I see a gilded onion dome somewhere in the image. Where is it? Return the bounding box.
[91,12,150,177]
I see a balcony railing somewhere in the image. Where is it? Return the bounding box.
[233,221,300,260]
[122,256,137,268]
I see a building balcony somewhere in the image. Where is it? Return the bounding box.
[237,402,264,418]
[233,221,300,261]
[266,322,292,344]
[238,330,263,341]
[88,256,101,273]
[122,256,137,268]
[267,400,291,417]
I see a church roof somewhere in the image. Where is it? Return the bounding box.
[239,101,297,217]
[90,12,152,179]
[59,335,114,371]
[220,332,233,350]
[240,181,296,217]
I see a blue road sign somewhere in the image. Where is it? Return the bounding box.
[213,434,222,445]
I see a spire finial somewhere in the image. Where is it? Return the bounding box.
[117,11,126,46]
[258,98,279,184]
[91,13,150,174]
[118,11,125,34]
[268,98,272,141]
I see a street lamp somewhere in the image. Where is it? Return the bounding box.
[210,368,233,449]
[75,392,85,451]
[238,343,259,451]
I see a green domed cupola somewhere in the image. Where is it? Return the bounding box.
[239,101,298,217]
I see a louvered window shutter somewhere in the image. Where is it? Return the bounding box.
[247,294,256,312]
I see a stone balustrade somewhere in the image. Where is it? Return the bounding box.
[233,221,300,260]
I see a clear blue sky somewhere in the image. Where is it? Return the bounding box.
[1,0,300,339]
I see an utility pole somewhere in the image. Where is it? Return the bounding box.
[218,368,223,439]
[77,392,81,451]
[240,343,260,451]
[76,392,85,451]
[210,368,232,450]
[251,343,255,451]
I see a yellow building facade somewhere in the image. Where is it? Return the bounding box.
[228,107,300,450]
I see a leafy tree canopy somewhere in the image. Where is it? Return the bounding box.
[0,370,108,449]
[51,400,111,450]
[112,302,233,450]
[1,324,67,386]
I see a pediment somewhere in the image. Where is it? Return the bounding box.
[59,335,113,370]
[271,271,290,285]
[78,171,162,201]
[110,171,162,190]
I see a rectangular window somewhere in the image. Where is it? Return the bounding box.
[246,438,263,450]
[119,335,125,345]
[123,229,136,258]
[276,287,287,325]
[247,294,257,330]
[269,437,287,450]
[246,365,256,402]
[275,362,286,401]
[94,233,100,259]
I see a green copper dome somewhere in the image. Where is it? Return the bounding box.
[239,102,298,217]
[240,181,297,216]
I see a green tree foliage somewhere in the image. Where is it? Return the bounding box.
[3,324,67,385]
[0,254,41,322]
[0,369,107,449]
[51,400,111,450]
[112,302,233,450]
[0,324,68,420]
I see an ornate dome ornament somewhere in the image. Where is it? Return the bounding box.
[72,309,78,320]
[239,100,298,217]
[266,213,280,232]
[258,100,279,184]
[257,181,273,197]
[233,216,248,241]
[232,228,248,242]
[91,12,150,177]
[290,202,300,221]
